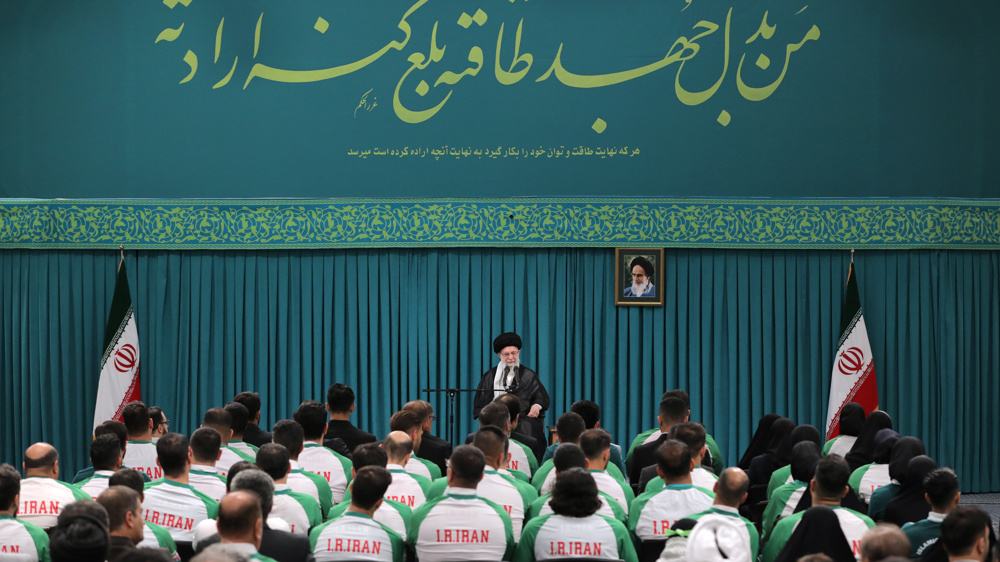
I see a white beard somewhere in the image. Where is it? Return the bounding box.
[631,280,649,296]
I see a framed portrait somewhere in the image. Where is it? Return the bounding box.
[615,248,664,306]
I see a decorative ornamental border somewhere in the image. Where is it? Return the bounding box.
[0,198,998,250]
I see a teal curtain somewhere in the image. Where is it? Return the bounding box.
[2,249,998,491]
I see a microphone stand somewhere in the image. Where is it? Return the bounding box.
[422,388,482,446]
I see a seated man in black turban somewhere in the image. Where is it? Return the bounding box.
[473,332,550,441]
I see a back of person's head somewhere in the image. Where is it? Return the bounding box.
[293,400,328,440]
[662,389,691,410]
[229,469,275,519]
[0,464,20,512]
[860,524,911,562]
[108,468,145,496]
[790,441,822,482]
[655,439,693,480]
[95,421,128,454]
[813,454,851,501]
[796,555,833,562]
[549,467,601,518]
[472,426,508,461]
[579,428,612,460]
[255,443,290,481]
[924,467,960,511]
[940,506,991,558]
[389,409,421,434]
[570,400,601,429]
[217,491,262,542]
[96,486,141,533]
[233,392,262,421]
[553,443,587,473]
[50,501,110,562]
[225,462,257,491]
[668,422,707,459]
[715,468,750,507]
[495,394,522,421]
[448,445,486,486]
[271,420,304,457]
[203,407,233,433]
[352,442,388,471]
[149,407,166,434]
[155,433,190,478]
[478,402,511,429]
[351,466,392,511]
[90,434,121,471]
[121,401,150,436]
[225,402,251,434]
[659,397,689,427]
[402,400,433,425]
[383,431,414,463]
[326,383,355,413]
[190,427,222,464]
[556,412,586,444]
[23,443,59,475]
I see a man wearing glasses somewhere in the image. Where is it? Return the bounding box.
[474,332,549,441]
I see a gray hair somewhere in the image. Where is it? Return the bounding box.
[229,469,274,518]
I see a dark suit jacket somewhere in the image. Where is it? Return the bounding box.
[197,524,316,562]
[629,433,670,486]
[243,423,273,448]
[322,419,376,452]
[638,464,660,493]
[416,432,452,475]
[321,437,353,459]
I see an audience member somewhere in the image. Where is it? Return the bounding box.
[403,400,452,476]
[256,444,322,536]
[868,435,925,519]
[526,444,627,524]
[149,407,170,443]
[142,433,218,543]
[407,445,514,561]
[901,467,959,558]
[939,507,991,562]
[96,486,145,562]
[495,393,544,463]
[389,409,442,481]
[883,454,937,527]
[822,403,865,457]
[629,439,715,542]
[108,468,180,557]
[641,422,717,493]
[294,400,352,503]
[308,466,405,561]
[381,431,431,509]
[676,468,759,560]
[629,398,690,485]
[747,417,795,489]
[578,428,634,513]
[475,401,536,480]
[844,411,893,472]
[121,401,160,479]
[77,434,123,499]
[49,501,110,562]
[188,427,228,502]
[765,424,822,498]
[0,463,51,560]
[272,420,332,515]
[321,384,376,452]
[515,467,638,562]
[762,455,874,561]
[216,491,278,562]
[326,442,410,537]
[203,408,254,477]
[18,443,91,529]
[224,402,259,459]
[762,441,820,540]
[233,392,272,448]
[849,429,900,504]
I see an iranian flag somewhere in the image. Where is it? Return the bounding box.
[825,260,879,440]
[93,258,142,431]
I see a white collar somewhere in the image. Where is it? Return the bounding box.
[273,483,289,491]
[928,511,947,522]
[712,505,739,515]
[190,464,217,471]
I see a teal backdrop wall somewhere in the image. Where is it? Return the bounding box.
[3,248,999,491]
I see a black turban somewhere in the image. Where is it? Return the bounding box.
[493,332,522,354]
[629,256,655,278]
